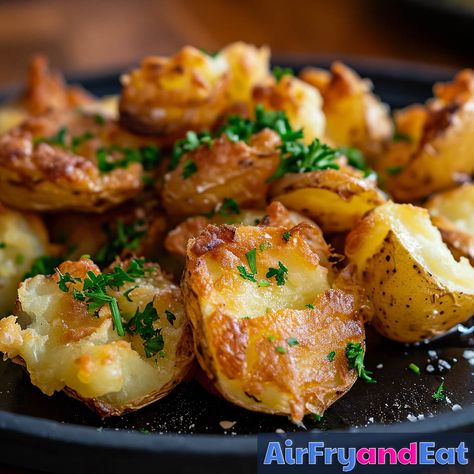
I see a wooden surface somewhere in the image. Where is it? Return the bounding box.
[0,0,473,80]
[0,0,472,87]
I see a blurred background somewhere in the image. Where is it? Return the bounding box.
[0,0,473,87]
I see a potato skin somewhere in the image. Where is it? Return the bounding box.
[345,202,474,342]
[182,224,364,422]
[162,129,280,217]
[300,62,392,157]
[0,258,194,416]
[425,184,474,265]
[269,168,386,232]
[377,69,474,202]
[0,110,159,212]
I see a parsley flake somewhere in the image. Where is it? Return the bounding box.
[170,131,212,170]
[259,242,270,252]
[272,66,294,82]
[275,346,286,354]
[245,248,257,275]
[266,261,288,286]
[123,285,138,302]
[0,242,6,249]
[267,335,276,342]
[165,310,176,325]
[287,337,299,347]
[24,255,63,279]
[237,265,257,282]
[345,342,376,383]
[408,363,420,375]
[182,160,197,179]
[306,304,315,309]
[432,382,445,402]
[282,231,291,242]
[327,351,336,362]
[386,165,403,176]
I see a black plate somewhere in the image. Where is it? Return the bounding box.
[0,57,473,473]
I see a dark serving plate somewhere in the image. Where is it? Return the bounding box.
[0,57,473,473]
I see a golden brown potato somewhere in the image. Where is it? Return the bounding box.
[0,109,160,212]
[269,168,386,232]
[425,184,474,264]
[182,224,365,422]
[119,46,230,136]
[377,69,474,202]
[161,129,280,217]
[0,204,51,315]
[219,42,271,104]
[345,201,474,343]
[252,75,325,143]
[165,201,331,268]
[0,258,193,416]
[300,62,392,157]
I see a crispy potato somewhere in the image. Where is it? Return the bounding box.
[219,42,271,104]
[0,109,160,212]
[425,184,474,264]
[377,69,474,202]
[0,258,193,416]
[345,201,474,342]
[0,205,50,315]
[165,201,331,268]
[252,75,325,143]
[119,46,230,136]
[161,129,280,217]
[269,168,386,232]
[182,224,365,422]
[300,62,392,157]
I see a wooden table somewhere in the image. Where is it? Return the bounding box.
[0,0,472,89]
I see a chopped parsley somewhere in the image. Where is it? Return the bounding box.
[336,146,375,178]
[182,160,197,179]
[71,131,94,153]
[287,337,299,347]
[219,198,240,216]
[94,113,106,125]
[165,310,176,325]
[306,303,314,309]
[432,382,445,402]
[258,279,271,287]
[57,258,152,338]
[125,302,164,358]
[266,261,288,286]
[34,127,67,147]
[269,138,339,182]
[327,351,336,362]
[386,165,403,176]
[408,363,420,375]
[123,285,138,302]
[275,346,286,354]
[0,242,5,249]
[259,242,270,252]
[267,335,276,342]
[282,231,291,242]
[96,145,160,173]
[94,219,147,267]
[311,413,323,422]
[345,342,376,383]
[245,248,257,274]
[237,265,257,283]
[272,66,294,82]
[170,131,212,170]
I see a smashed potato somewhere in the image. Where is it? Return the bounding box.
[253,75,325,143]
[0,205,50,315]
[0,258,193,416]
[0,109,160,212]
[345,201,474,342]
[377,69,474,202]
[425,184,474,264]
[165,201,331,268]
[269,168,386,232]
[182,224,365,422]
[162,129,280,217]
[119,46,229,136]
[300,62,392,156]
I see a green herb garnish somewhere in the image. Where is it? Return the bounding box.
[287,337,299,347]
[123,285,138,302]
[182,160,198,179]
[275,346,286,354]
[408,363,420,375]
[23,255,63,279]
[345,342,376,383]
[219,198,240,216]
[245,248,257,275]
[311,413,323,422]
[258,280,271,287]
[336,146,375,178]
[165,310,176,325]
[327,351,336,362]
[237,265,257,282]
[267,335,276,342]
[393,131,412,143]
[34,127,67,147]
[306,303,314,309]
[96,145,160,173]
[259,242,270,252]
[432,382,445,402]
[170,131,212,170]
[282,231,291,242]
[0,242,6,249]
[272,66,294,82]
[386,165,403,176]
[266,261,288,286]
